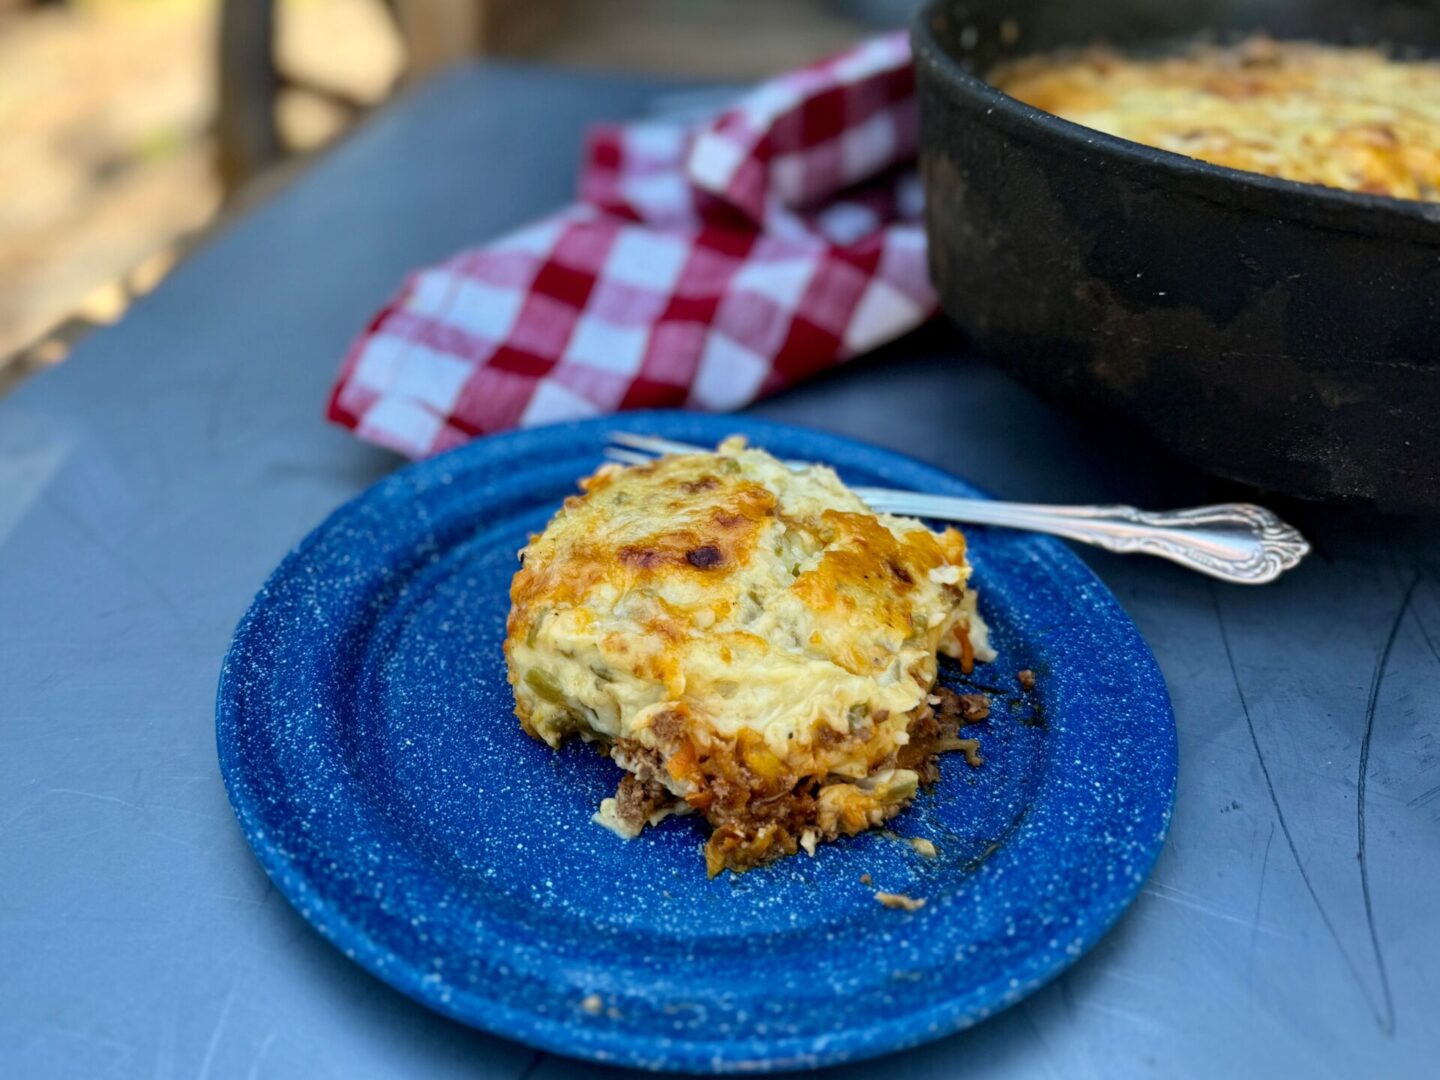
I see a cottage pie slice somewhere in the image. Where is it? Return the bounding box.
[504,438,994,875]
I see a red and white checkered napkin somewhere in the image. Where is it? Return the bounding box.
[328,32,934,457]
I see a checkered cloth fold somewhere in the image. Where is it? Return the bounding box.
[328,32,934,457]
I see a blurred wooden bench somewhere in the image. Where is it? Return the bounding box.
[216,0,539,191]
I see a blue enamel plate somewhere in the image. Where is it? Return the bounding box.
[217,412,1176,1073]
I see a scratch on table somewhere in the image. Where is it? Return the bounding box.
[1407,782,1440,809]
[1058,973,1077,1022]
[204,359,244,460]
[1353,574,1416,1037]
[1140,883,1276,932]
[41,1022,138,1054]
[40,488,189,629]
[0,797,40,835]
[191,890,271,908]
[1246,822,1276,1008]
[145,828,201,850]
[514,1048,547,1080]
[1018,1003,1066,1080]
[1074,1000,1154,1027]
[45,787,147,814]
[1090,966,1159,990]
[1409,595,1440,669]
[196,976,240,1080]
[244,1029,278,1080]
[1137,878,1209,905]
[1192,915,1240,961]
[1211,585,1392,1033]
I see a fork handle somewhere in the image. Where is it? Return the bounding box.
[853,491,1310,585]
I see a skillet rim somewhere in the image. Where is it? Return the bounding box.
[912,1,1440,243]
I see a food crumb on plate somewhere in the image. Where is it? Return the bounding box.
[909,837,937,858]
[875,891,927,911]
[957,693,991,724]
[581,994,603,1015]
[934,685,990,725]
[860,872,872,885]
[1018,668,1036,691]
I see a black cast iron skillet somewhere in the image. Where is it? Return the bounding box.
[914,0,1440,512]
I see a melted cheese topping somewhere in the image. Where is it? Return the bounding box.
[504,438,993,872]
[993,38,1440,202]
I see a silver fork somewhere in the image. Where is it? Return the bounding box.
[604,433,1310,585]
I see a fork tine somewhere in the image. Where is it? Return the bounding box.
[611,430,820,472]
[603,447,656,467]
[610,432,709,456]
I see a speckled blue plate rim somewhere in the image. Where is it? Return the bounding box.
[217,410,1178,1074]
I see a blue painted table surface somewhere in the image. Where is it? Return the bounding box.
[2,62,1437,1080]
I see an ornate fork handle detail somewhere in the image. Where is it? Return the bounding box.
[853,494,1310,585]
[606,433,1310,585]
